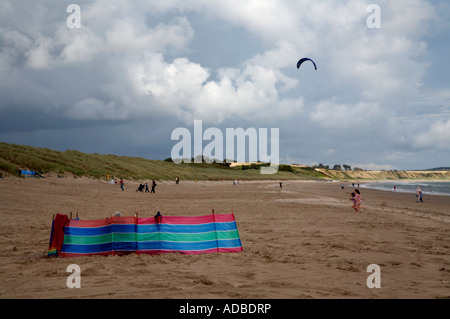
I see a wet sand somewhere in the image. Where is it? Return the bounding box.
[0,177,449,299]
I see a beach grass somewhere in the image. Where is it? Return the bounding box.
[0,142,326,181]
[2,142,449,181]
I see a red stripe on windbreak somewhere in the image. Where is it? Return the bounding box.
[64,214,236,228]
[137,214,236,225]
[66,219,111,228]
[211,214,237,223]
[111,216,136,224]
[66,216,137,227]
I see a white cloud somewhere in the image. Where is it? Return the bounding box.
[3,1,437,120]
[125,53,303,124]
[192,0,435,109]
[25,36,55,69]
[126,53,209,110]
[414,119,450,150]
[0,0,13,15]
[191,0,297,41]
[105,17,193,53]
[309,99,383,128]
[411,88,450,109]
[12,2,193,70]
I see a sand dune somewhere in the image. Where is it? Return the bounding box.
[0,177,449,299]
[315,168,450,181]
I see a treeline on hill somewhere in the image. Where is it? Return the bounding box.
[0,143,326,181]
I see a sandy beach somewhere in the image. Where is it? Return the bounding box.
[0,176,449,299]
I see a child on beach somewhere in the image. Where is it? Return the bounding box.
[350,192,360,213]
[354,189,366,211]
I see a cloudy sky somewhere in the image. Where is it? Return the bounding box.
[1,0,449,170]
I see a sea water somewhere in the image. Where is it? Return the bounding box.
[358,181,450,197]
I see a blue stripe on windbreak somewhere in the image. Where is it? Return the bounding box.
[112,224,136,233]
[136,222,237,234]
[63,224,136,236]
[136,238,242,251]
[61,243,112,254]
[64,225,112,236]
[61,242,138,253]
[216,222,238,232]
[113,242,138,251]
[63,221,238,236]
[217,238,242,248]
[61,238,242,254]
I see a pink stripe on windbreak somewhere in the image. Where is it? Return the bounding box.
[66,219,111,228]
[65,214,236,227]
[137,213,235,225]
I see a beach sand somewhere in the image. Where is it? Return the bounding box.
[0,176,449,299]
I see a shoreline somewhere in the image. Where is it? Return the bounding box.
[356,180,450,197]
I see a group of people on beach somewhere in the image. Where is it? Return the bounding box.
[113,176,183,193]
[350,188,365,213]
[136,180,157,193]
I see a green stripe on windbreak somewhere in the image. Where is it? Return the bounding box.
[64,230,240,245]
[63,234,112,245]
[205,229,240,241]
[136,230,240,242]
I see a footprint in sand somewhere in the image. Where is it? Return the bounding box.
[241,271,255,279]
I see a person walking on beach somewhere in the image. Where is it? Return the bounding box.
[145,182,150,193]
[120,178,124,191]
[418,187,424,203]
[416,187,421,202]
[279,182,283,189]
[151,179,156,193]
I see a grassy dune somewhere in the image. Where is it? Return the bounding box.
[2,142,449,181]
[0,142,326,181]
